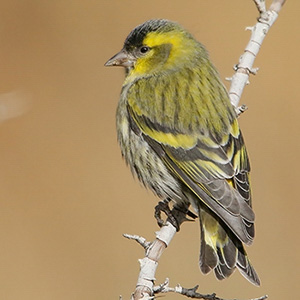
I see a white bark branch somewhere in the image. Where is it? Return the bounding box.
[133,225,176,299]
[229,0,286,111]
[123,0,286,299]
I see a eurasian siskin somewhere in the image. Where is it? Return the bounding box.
[105,19,260,286]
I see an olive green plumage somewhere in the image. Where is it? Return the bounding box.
[105,19,260,286]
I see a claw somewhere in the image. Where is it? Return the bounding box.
[186,209,198,220]
[154,199,180,231]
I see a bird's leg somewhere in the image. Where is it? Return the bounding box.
[154,199,198,231]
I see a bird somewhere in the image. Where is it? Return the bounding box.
[105,19,260,286]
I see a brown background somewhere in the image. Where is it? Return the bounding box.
[0,1,299,299]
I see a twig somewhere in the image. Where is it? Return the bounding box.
[123,234,152,250]
[153,279,268,300]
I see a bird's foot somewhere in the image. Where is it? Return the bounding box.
[154,199,198,231]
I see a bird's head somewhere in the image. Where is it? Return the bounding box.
[105,19,204,79]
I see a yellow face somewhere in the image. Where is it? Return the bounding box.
[130,30,197,77]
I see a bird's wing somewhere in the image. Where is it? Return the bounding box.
[128,105,255,245]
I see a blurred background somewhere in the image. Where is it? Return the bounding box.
[0,1,298,299]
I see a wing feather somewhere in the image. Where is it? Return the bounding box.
[128,105,255,245]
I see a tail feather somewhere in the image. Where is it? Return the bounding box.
[214,245,236,280]
[199,227,218,274]
[199,205,260,286]
[237,249,261,286]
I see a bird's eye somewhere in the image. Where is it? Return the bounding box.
[139,46,150,54]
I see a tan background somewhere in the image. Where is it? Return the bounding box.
[0,1,299,299]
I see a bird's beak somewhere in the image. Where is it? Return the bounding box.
[104,49,134,68]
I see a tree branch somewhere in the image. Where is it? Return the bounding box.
[228,0,286,112]
[127,205,189,300]
[153,279,268,300]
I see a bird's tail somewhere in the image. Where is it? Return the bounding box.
[198,205,260,286]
